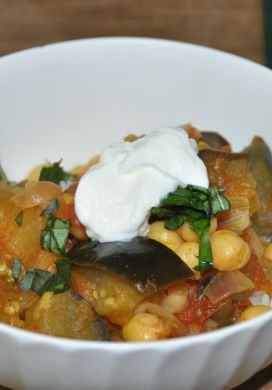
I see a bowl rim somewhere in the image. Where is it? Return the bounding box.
[1,35,272,78]
[0,36,272,350]
[0,309,272,350]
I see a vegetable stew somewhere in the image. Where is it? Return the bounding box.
[0,125,271,342]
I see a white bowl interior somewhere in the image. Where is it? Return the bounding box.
[0,37,272,181]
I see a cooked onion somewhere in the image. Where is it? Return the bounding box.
[218,196,250,232]
[0,182,24,202]
[248,228,264,261]
[11,181,61,209]
[203,271,255,305]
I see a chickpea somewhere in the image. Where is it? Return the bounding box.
[237,305,272,322]
[122,312,173,341]
[147,221,183,252]
[177,222,199,242]
[160,283,189,313]
[264,243,272,261]
[211,229,250,271]
[175,242,200,274]
[177,218,217,242]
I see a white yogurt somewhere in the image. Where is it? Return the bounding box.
[75,127,209,242]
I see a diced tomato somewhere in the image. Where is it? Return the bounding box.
[243,252,263,290]
[55,189,88,241]
[177,288,218,325]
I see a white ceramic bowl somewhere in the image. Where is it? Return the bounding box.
[0,37,272,390]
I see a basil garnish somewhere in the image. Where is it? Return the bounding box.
[20,257,71,296]
[41,215,71,255]
[151,185,230,271]
[39,160,76,186]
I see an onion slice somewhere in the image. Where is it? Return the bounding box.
[218,196,250,233]
[203,271,255,305]
[11,181,61,209]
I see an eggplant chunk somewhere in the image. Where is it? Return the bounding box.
[68,237,193,292]
[72,266,145,326]
[243,137,272,237]
[199,149,259,216]
[24,290,101,340]
[200,132,231,150]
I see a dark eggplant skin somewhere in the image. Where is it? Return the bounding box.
[68,237,193,292]
[200,132,230,149]
[243,136,272,237]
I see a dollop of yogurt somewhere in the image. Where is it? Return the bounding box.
[75,127,209,242]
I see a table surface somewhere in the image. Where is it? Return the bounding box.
[0,0,271,389]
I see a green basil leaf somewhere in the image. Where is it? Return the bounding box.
[150,207,174,219]
[20,257,71,296]
[55,258,71,289]
[151,185,230,271]
[161,187,210,215]
[164,214,184,230]
[190,218,213,271]
[187,185,210,195]
[39,160,76,185]
[210,187,231,215]
[194,228,213,271]
[40,198,60,217]
[190,217,210,236]
[12,257,22,282]
[20,269,36,291]
[41,216,71,255]
[28,269,54,295]
[15,210,24,227]
[184,208,206,221]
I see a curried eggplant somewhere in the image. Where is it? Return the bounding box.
[200,132,231,151]
[68,237,193,292]
[199,149,259,217]
[24,290,101,340]
[243,137,272,238]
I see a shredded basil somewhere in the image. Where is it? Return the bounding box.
[210,187,230,215]
[40,198,60,217]
[39,160,76,186]
[151,185,230,270]
[20,257,71,296]
[41,215,71,255]
[12,257,22,282]
[15,210,24,227]
[164,214,184,230]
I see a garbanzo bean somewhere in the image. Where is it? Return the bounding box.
[177,222,199,242]
[177,218,217,242]
[122,312,173,341]
[147,221,183,252]
[237,305,272,322]
[160,284,189,313]
[211,229,250,271]
[175,242,199,273]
